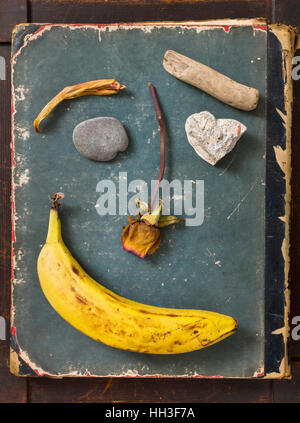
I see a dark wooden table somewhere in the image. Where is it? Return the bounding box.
[0,0,300,403]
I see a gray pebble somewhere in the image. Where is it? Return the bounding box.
[73,117,128,161]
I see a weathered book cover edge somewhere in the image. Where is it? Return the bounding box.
[264,24,299,380]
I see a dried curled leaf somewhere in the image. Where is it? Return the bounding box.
[141,199,163,226]
[155,216,184,228]
[34,79,126,132]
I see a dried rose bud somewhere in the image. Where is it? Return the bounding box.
[121,200,183,258]
[121,217,162,258]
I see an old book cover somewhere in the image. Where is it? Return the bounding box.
[9,19,297,378]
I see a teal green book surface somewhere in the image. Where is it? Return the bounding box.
[10,20,294,378]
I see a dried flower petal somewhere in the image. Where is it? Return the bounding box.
[121,218,161,258]
[135,199,149,216]
[34,79,126,132]
[141,199,162,226]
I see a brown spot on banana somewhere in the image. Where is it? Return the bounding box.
[70,285,90,306]
[75,294,89,305]
[72,265,79,275]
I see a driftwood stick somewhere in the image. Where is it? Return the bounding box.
[163,50,259,111]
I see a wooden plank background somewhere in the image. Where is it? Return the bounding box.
[0,0,300,403]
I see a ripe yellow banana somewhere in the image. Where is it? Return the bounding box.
[37,194,238,354]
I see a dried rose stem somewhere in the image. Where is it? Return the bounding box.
[148,83,166,211]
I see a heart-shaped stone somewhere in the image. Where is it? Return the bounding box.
[185,111,247,165]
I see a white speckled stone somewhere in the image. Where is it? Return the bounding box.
[73,117,128,162]
[185,111,247,166]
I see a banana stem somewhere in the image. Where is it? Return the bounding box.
[51,192,64,210]
[148,83,166,212]
[46,193,64,243]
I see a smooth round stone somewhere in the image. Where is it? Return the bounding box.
[73,117,128,162]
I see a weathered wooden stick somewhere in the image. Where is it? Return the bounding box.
[163,50,259,111]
